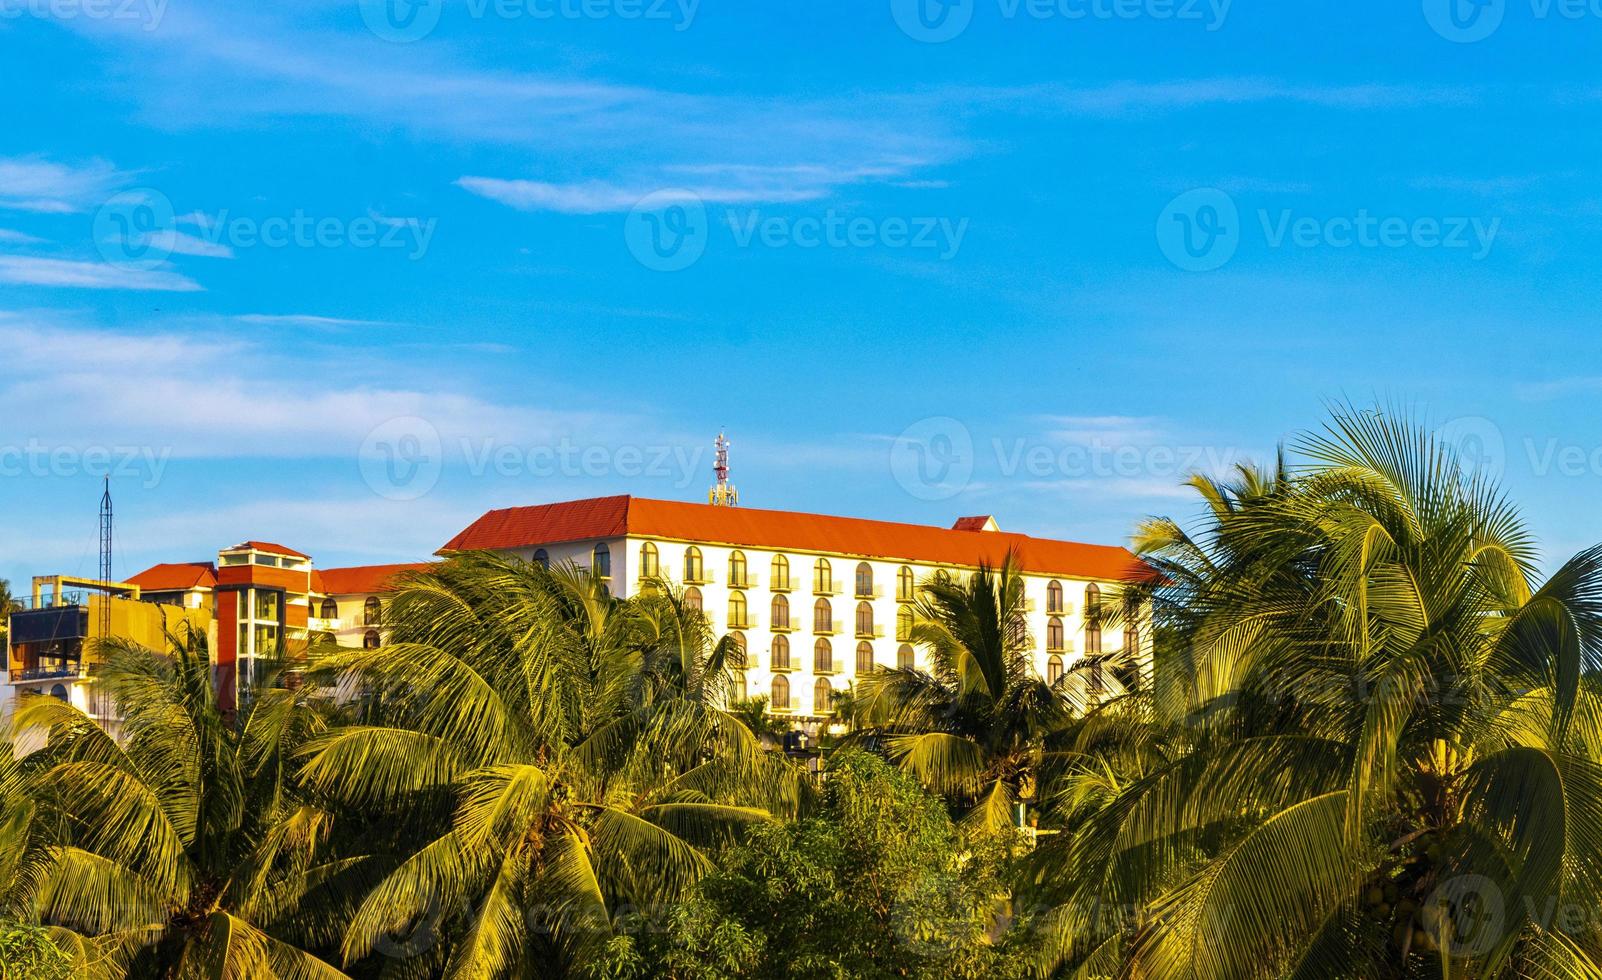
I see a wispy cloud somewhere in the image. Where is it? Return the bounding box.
[0,229,46,244]
[950,79,1478,116]
[0,156,127,213]
[0,256,201,291]
[234,313,393,330]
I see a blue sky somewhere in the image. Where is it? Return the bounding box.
[2,0,1601,586]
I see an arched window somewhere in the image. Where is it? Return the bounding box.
[533,548,549,569]
[897,565,915,602]
[1085,583,1103,654]
[363,596,381,626]
[729,550,748,587]
[683,546,704,584]
[814,679,833,715]
[771,634,791,670]
[363,629,380,649]
[639,541,660,578]
[771,594,790,630]
[896,606,914,642]
[1047,616,1065,653]
[771,554,791,590]
[813,598,832,633]
[855,601,874,637]
[1047,579,1064,614]
[772,675,790,710]
[730,672,747,702]
[1047,655,1064,685]
[49,684,68,702]
[727,631,747,669]
[813,558,832,594]
[592,542,611,578]
[684,587,702,613]
[855,562,873,597]
[318,598,336,619]
[728,591,748,629]
[897,643,915,669]
[856,641,875,674]
[814,637,833,673]
[1126,624,1139,652]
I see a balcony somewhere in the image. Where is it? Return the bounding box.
[685,570,715,586]
[770,575,794,592]
[812,581,841,596]
[308,616,342,631]
[814,664,840,676]
[727,615,756,631]
[770,619,795,633]
[812,622,839,636]
[770,661,795,673]
[12,664,84,683]
[728,572,757,590]
[855,626,883,640]
[853,586,883,600]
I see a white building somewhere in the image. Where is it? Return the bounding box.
[439,495,1149,725]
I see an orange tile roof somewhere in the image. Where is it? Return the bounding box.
[317,562,432,596]
[440,495,1148,582]
[225,540,310,561]
[127,562,217,591]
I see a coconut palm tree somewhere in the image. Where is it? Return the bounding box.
[1022,406,1602,979]
[298,552,799,977]
[849,555,1091,831]
[11,625,351,978]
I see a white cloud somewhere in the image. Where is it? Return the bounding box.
[0,256,202,291]
[0,229,45,244]
[0,156,127,213]
[234,313,392,330]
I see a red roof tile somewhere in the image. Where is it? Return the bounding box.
[127,562,217,592]
[225,540,310,560]
[440,496,1147,582]
[317,562,432,596]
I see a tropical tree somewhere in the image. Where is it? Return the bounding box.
[1023,406,1602,978]
[11,626,350,978]
[0,579,20,647]
[849,556,1097,831]
[299,552,801,977]
[588,749,1037,980]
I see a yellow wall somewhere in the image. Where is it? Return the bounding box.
[86,594,213,657]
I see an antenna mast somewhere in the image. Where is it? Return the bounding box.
[708,431,739,507]
[99,476,113,637]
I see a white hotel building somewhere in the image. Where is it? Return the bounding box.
[438,494,1150,723]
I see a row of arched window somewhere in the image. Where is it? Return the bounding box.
[729,674,836,714]
[757,634,916,673]
[633,545,922,601]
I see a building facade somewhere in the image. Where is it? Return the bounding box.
[438,495,1149,724]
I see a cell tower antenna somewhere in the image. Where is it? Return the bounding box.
[98,475,113,638]
[708,430,739,507]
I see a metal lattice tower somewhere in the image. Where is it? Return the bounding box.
[708,431,739,507]
[99,476,112,637]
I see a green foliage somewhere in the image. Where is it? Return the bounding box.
[590,750,1037,980]
[0,922,73,980]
